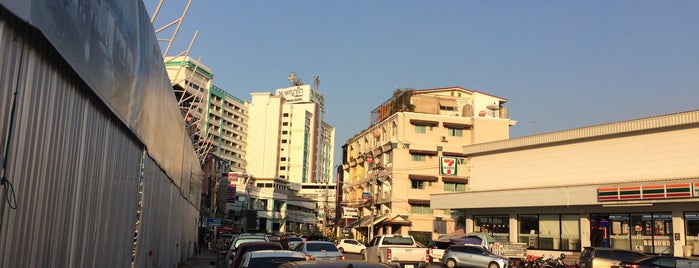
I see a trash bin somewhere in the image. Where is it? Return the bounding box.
[683,245,693,257]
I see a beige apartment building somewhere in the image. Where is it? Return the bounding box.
[432,110,699,257]
[341,87,516,242]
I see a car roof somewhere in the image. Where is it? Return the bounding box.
[278,260,392,268]
[303,241,334,244]
[246,250,305,258]
[237,242,282,248]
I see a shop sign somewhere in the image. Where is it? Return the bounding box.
[598,182,693,201]
[440,157,457,175]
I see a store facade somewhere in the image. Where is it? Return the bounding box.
[431,110,699,256]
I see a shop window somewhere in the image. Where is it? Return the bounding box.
[685,212,699,256]
[519,214,539,249]
[561,214,580,251]
[474,215,510,242]
[518,214,580,251]
[604,213,672,254]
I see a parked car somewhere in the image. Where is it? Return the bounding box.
[441,244,509,268]
[336,239,366,254]
[278,260,393,268]
[229,242,283,268]
[293,241,345,261]
[362,234,429,268]
[614,255,692,268]
[281,236,305,250]
[427,240,451,262]
[227,233,269,260]
[579,247,647,268]
[233,250,306,268]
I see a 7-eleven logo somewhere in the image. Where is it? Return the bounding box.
[441,157,457,175]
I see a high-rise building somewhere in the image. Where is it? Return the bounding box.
[164,56,248,172]
[247,83,336,233]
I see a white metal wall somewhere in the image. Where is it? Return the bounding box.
[0,8,199,268]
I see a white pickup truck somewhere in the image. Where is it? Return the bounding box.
[362,234,430,268]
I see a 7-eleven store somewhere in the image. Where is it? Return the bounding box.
[431,110,699,257]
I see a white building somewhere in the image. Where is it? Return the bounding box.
[247,83,336,233]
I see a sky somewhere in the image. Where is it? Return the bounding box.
[145,1,699,163]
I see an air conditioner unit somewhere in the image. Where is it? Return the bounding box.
[441,136,448,142]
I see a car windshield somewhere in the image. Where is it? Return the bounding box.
[248,256,306,266]
[239,245,281,255]
[288,237,303,241]
[307,243,339,252]
[382,237,414,245]
[235,238,267,247]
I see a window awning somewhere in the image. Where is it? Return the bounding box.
[347,215,388,228]
[442,122,471,129]
[442,151,466,157]
[409,174,438,182]
[408,199,431,205]
[442,176,469,184]
[381,215,412,226]
[409,149,438,156]
[409,119,439,126]
[438,98,457,108]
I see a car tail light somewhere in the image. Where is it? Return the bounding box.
[305,255,314,261]
[425,249,430,263]
[620,264,639,268]
[337,255,346,260]
[387,248,392,261]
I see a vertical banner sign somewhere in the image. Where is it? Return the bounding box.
[227,173,238,203]
[440,157,457,175]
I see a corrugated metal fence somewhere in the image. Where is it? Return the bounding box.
[0,7,199,268]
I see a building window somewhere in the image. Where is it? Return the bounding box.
[281,157,287,161]
[411,154,426,162]
[282,130,288,135]
[281,139,288,143]
[282,122,289,126]
[411,204,432,214]
[415,125,426,134]
[280,166,286,170]
[392,121,397,136]
[283,113,289,117]
[474,215,510,242]
[411,180,425,189]
[518,214,580,251]
[448,128,463,137]
[444,182,466,192]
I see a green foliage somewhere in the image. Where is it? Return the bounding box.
[408,231,432,247]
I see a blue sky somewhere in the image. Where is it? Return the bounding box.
[146,1,698,162]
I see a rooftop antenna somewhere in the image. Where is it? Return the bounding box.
[314,76,320,89]
[288,72,303,86]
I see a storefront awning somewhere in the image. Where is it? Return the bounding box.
[347,215,388,228]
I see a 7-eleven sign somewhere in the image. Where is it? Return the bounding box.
[440,157,457,175]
